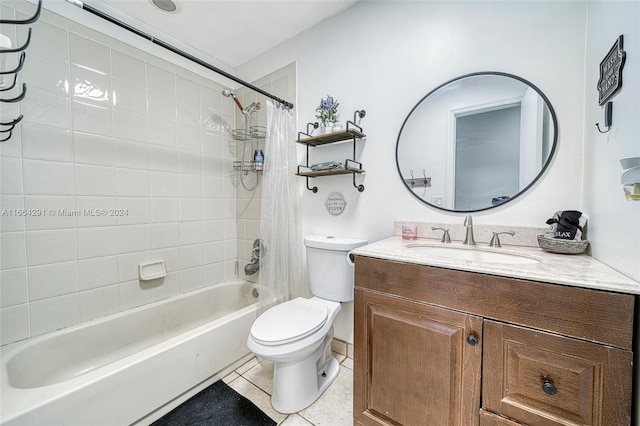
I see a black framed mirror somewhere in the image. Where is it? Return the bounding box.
[396,72,558,212]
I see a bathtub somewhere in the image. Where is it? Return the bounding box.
[1,281,274,425]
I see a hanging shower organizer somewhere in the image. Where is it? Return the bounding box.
[0,0,41,142]
[296,110,366,193]
[232,125,266,173]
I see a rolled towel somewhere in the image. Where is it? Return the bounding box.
[545,210,587,240]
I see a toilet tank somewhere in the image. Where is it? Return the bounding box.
[304,235,368,302]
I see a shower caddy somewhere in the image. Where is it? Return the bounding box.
[296,110,366,193]
[0,0,41,142]
[232,125,266,173]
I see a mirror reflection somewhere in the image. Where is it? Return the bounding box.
[396,72,557,212]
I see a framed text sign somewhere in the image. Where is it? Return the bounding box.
[597,35,626,105]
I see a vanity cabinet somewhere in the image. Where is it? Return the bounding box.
[353,256,634,426]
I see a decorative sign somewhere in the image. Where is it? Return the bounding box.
[326,192,347,215]
[597,35,626,105]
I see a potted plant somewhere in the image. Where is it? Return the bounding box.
[315,95,340,133]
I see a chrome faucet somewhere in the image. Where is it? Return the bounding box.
[463,215,476,245]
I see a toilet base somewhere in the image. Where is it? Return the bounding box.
[271,330,339,413]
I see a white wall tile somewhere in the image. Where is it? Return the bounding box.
[24,196,76,230]
[151,247,180,273]
[203,262,224,286]
[179,221,203,246]
[150,197,178,223]
[77,226,118,259]
[148,92,176,121]
[0,304,29,345]
[29,18,69,61]
[1,232,27,270]
[116,169,149,196]
[28,261,78,301]
[178,174,202,198]
[21,123,73,163]
[0,268,28,307]
[30,294,79,336]
[70,63,111,107]
[79,284,120,322]
[116,139,148,170]
[150,222,179,249]
[22,87,71,129]
[116,197,150,225]
[26,229,76,266]
[75,164,116,196]
[178,150,201,175]
[146,63,175,96]
[73,131,116,167]
[118,279,152,311]
[0,196,25,232]
[113,109,147,142]
[0,157,22,195]
[176,124,201,152]
[179,266,203,293]
[179,244,203,270]
[20,51,69,97]
[23,159,74,195]
[179,198,203,222]
[203,241,224,265]
[75,197,118,227]
[69,33,110,75]
[117,251,152,282]
[150,172,178,197]
[148,117,176,148]
[203,199,223,220]
[148,144,177,171]
[112,49,146,87]
[113,80,147,114]
[71,100,112,137]
[118,224,150,254]
[77,256,118,290]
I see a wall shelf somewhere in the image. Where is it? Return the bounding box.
[296,110,366,193]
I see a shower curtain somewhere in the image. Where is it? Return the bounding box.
[259,100,302,303]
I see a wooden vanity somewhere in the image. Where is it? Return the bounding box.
[353,253,636,426]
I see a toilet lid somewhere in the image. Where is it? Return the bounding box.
[250,298,328,346]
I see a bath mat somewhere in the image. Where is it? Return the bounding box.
[151,380,277,426]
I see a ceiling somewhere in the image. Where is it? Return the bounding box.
[95,0,359,68]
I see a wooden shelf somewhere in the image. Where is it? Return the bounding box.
[296,166,365,178]
[297,128,366,147]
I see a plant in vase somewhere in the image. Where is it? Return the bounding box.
[315,95,340,133]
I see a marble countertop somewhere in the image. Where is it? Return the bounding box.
[352,236,640,295]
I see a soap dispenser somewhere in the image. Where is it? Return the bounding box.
[253,149,264,172]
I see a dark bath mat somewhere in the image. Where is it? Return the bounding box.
[151,380,277,426]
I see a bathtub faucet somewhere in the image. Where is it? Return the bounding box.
[244,238,266,276]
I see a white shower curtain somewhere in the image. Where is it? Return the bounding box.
[259,100,302,302]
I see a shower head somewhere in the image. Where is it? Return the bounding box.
[245,102,261,114]
[222,89,245,113]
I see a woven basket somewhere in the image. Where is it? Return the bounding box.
[537,235,589,254]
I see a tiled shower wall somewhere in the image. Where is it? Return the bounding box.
[0,2,244,345]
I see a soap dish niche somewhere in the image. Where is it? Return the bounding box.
[139,260,166,281]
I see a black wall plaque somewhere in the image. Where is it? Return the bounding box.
[597,35,626,105]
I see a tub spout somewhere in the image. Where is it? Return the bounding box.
[244,259,260,275]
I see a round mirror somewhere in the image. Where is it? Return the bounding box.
[396,72,557,212]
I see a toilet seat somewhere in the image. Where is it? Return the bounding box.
[250,298,328,346]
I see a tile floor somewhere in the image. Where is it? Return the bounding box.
[223,342,354,426]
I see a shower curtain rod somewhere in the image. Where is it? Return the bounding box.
[64,0,294,109]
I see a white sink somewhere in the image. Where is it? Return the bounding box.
[405,244,540,265]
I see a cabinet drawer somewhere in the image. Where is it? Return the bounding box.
[483,320,632,425]
[480,410,523,425]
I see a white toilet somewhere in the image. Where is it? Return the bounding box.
[247,235,367,413]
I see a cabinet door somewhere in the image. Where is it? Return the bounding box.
[483,320,632,426]
[354,288,482,426]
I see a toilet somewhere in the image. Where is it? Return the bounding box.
[247,235,367,413]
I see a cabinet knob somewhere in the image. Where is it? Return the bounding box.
[466,334,479,346]
[541,380,557,395]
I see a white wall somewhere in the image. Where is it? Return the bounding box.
[0,1,240,345]
[583,2,640,282]
[239,0,590,342]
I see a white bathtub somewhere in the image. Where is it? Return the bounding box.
[0,281,273,425]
